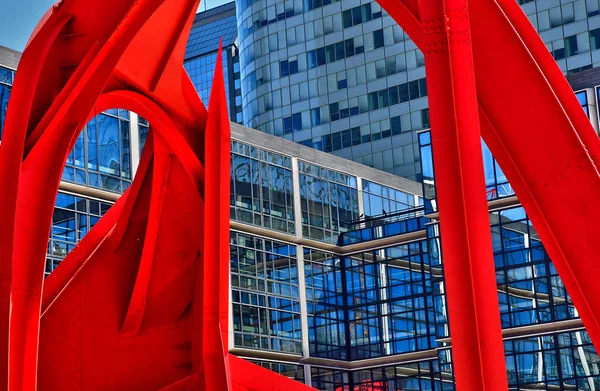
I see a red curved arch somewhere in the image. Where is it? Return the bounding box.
[0,0,314,390]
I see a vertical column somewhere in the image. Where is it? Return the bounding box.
[303,363,312,387]
[296,245,310,359]
[378,261,391,355]
[356,176,365,220]
[292,157,311,359]
[413,194,421,208]
[129,112,141,177]
[419,0,507,390]
[587,88,599,134]
[292,157,303,239]
[304,364,312,387]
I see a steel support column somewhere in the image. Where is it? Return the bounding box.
[419,1,508,389]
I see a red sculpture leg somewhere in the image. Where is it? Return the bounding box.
[377,0,600,373]
[0,0,315,389]
[419,0,507,389]
[197,40,232,390]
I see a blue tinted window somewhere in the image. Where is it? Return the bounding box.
[374,29,384,49]
[565,35,578,57]
[283,116,293,134]
[311,108,321,126]
[591,28,600,50]
[97,115,120,177]
[0,67,12,85]
[289,60,298,75]
[47,192,112,275]
[0,84,10,139]
[280,60,289,77]
[292,113,302,132]
[63,111,132,194]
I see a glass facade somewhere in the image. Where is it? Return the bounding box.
[0,68,134,195]
[231,231,302,354]
[231,140,296,234]
[62,109,132,194]
[236,0,425,180]
[185,2,243,123]
[299,161,359,243]
[505,330,600,389]
[28,125,600,389]
[0,66,13,139]
[47,192,112,275]
[236,0,600,181]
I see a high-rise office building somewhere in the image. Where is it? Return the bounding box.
[236,0,428,180]
[185,2,243,123]
[236,0,600,181]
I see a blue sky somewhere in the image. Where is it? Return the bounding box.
[0,0,230,51]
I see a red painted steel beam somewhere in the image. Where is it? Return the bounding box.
[468,0,600,353]
[418,1,508,389]
[377,0,600,387]
[196,41,232,390]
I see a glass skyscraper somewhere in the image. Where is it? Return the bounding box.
[185,2,243,123]
[236,0,600,181]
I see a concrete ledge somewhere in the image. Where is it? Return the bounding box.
[231,122,423,197]
[230,347,438,370]
[436,318,585,345]
[0,46,21,70]
[425,195,520,220]
[230,220,427,255]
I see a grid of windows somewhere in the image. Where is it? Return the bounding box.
[346,241,436,359]
[230,140,295,234]
[362,180,417,218]
[492,207,575,329]
[307,37,365,69]
[47,192,112,275]
[305,242,437,361]
[505,331,600,390]
[230,232,302,354]
[185,7,237,60]
[353,360,449,390]
[482,139,514,200]
[304,249,347,360]
[419,130,514,209]
[299,161,359,243]
[418,131,436,213]
[311,360,451,390]
[577,90,591,118]
[237,0,425,180]
[185,50,232,114]
[342,4,382,29]
[138,116,149,155]
[311,367,350,390]
[324,78,428,126]
[239,0,600,183]
[248,360,305,383]
[62,110,132,194]
[428,208,577,341]
[184,3,242,123]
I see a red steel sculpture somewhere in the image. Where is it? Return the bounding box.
[0,0,598,389]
